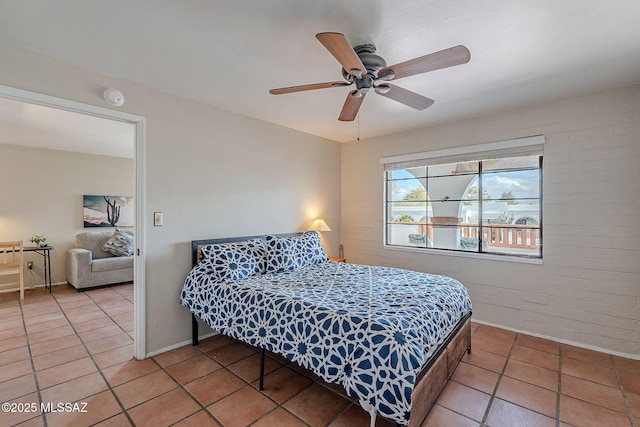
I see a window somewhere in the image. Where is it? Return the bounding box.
[382,137,543,259]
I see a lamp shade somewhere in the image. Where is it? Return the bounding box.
[308,219,331,232]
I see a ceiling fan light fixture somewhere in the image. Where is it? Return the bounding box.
[349,68,364,78]
[375,84,390,94]
[377,70,395,81]
[355,74,374,91]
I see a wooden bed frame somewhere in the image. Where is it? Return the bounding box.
[189,235,471,426]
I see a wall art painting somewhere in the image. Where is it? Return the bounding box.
[83,195,134,228]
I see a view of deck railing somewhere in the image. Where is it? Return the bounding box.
[461,224,541,249]
[408,222,541,250]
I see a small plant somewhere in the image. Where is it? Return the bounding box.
[29,234,47,246]
[394,214,415,223]
[497,211,515,224]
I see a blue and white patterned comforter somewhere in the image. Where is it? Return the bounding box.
[181,261,471,425]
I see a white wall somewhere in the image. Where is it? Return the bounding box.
[5,40,637,358]
[0,143,134,289]
[0,43,342,354]
[342,85,640,357]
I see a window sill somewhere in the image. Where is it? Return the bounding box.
[383,244,543,265]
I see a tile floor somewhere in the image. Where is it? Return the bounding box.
[0,283,638,426]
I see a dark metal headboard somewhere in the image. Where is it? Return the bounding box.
[191,232,302,267]
[189,232,301,347]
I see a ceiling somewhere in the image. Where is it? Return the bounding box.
[1,0,640,145]
[0,97,135,158]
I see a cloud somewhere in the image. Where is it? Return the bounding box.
[487,176,529,190]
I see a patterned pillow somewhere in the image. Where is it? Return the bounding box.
[201,239,263,261]
[264,232,328,272]
[101,228,134,257]
[264,235,301,273]
[201,240,266,282]
[297,231,328,267]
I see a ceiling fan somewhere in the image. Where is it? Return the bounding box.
[269,32,471,122]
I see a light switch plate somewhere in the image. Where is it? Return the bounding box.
[154,212,163,226]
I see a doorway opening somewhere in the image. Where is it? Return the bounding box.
[0,84,146,359]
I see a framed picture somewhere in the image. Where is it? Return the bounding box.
[83,195,134,228]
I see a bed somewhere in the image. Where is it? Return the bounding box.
[181,232,472,426]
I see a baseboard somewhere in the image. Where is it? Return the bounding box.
[0,281,66,294]
[145,330,219,358]
[473,318,640,361]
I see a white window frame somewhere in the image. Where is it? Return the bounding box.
[381,135,544,263]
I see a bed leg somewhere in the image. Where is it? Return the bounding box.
[259,348,265,391]
[467,345,472,355]
[191,314,199,346]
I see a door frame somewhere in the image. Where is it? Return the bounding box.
[0,84,147,359]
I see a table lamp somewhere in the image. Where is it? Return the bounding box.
[308,219,331,232]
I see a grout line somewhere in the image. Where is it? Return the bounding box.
[156,351,227,427]
[556,343,562,427]
[153,342,281,425]
[559,349,637,424]
[434,323,494,425]
[18,296,48,427]
[204,346,315,425]
[9,298,636,427]
[611,355,637,427]
[49,285,137,426]
[168,339,345,426]
[84,289,134,340]
[432,323,489,425]
[479,330,518,426]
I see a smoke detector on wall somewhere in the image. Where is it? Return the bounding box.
[103,88,125,107]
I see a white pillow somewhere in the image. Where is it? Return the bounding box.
[101,228,134,257]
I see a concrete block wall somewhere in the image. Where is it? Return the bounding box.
[341,84,640,357]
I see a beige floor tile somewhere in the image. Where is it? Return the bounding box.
[36,357,96,389]
[496,376,557,418]
[40,372,108,404]
[436,381,490,422]
[251,365,313,404]
[32,344,88,371]
[165,353,223,384]
[92,343,134,369]
[172,410,219,426]
[127,388,200,427]
[113,370,178,409]
[283,383,351,427]
[486,398,556,427]
[560,395,633,427]
[208,386,278,427]
[0,358,33,382]
[184,368,246,406]
[45,390,122,427]
[0,373,37,402]
[100,357,160,387]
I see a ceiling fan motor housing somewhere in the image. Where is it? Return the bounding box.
[342,44,387,80]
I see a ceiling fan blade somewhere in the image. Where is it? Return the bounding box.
[338,90,365,121]
[316,32,367,77]
[376,84,434,110]
[269,81,351,95]
[379,45,470,81]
